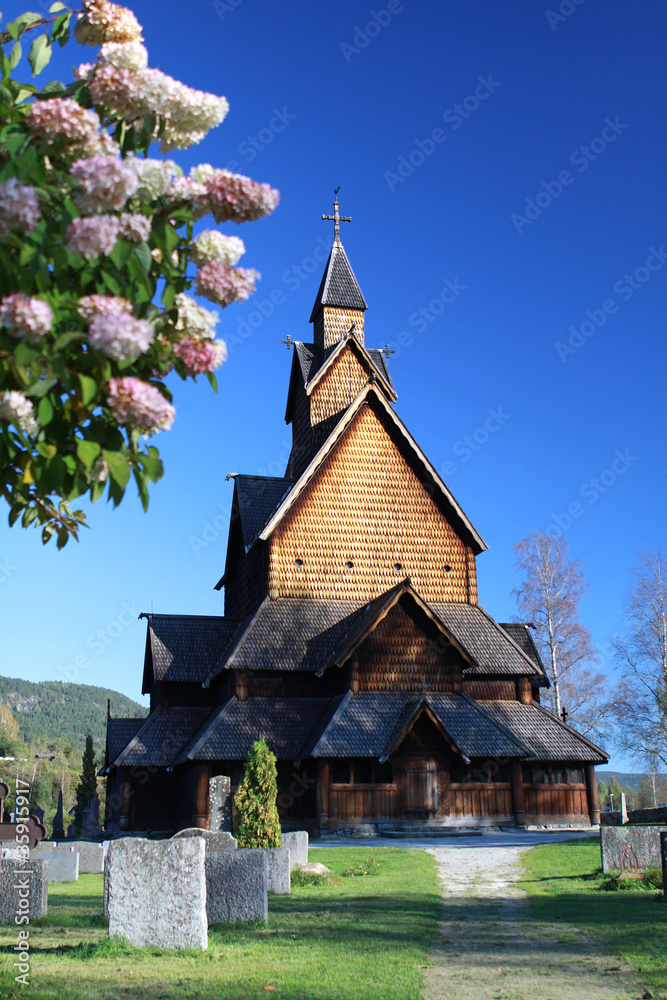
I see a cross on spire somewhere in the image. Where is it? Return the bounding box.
[322,187,351,245]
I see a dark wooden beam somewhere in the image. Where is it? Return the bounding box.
[194,763,209,830]
[584,764,600,826]
[510,761,525,827]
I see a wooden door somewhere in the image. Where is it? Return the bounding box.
[406,761,437,813]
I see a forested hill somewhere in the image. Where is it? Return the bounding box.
[0,675,147,754]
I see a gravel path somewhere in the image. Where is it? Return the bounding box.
[423,845,642,1000]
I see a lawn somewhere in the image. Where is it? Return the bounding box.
[522,838,667,998]
[0,847,441,1000]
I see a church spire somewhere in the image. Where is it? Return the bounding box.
[310,191,368,350]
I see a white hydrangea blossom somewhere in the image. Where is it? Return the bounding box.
[0,391,39,436]
[98,40,148,71]
[174,293,219,340]
[192,230,245,266]
[189,163,215,185]
[136,158,182,199]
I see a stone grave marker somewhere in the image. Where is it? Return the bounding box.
[620,792,628,825]
[172,828,237,851]
[209,776,232,832]
[0,859,48,922]
[107,837,208,950]
[52,789,65,839]
[281,831,308,868]
[65,841,105,874]
[205,848,268,925]
[266,847,290,894]
[600,825,667,872]
[32,846,79,884]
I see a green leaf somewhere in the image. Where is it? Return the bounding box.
[161,282,176,309]
[15,85,36,103]
[8,503,23,527]
[27,33,51,76]
[6,13,42,40]
[109,238,133,269]
[49,3,67,12]
[56,526,69,550]
[76,439,100,471]
[133,467,149,512]
[36,442,57,459]
[100,270,122,296]
[21,505,39,527]
[103,449,130,490]
[77,372,97,406]
[50,11,71,45]
[41,522,55,543]
[132,241,153,274]
[25,375,57,398]
[52,330,84,351]
[205,371,218,393]
[39,79,65,96]
[8,41,22,71]
[37,396,53,425]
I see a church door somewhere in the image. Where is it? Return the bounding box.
[406,761,438,813]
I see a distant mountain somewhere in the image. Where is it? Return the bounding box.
[597,770,666,791]
[0,675,147,754]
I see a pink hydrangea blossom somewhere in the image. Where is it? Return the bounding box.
[0,178,40,242]
[173,336,226,374]
[118,212,151,242]
[27,98,101,155]
[77,294,132,323]
[107,377,175,434]
[71,155,139,212]
[0,294,52,344]
[75,0,143,46]
[0,390,38,436]
[67,215,120,258]
[89,64,142,122]
[88,312,154,361]
[205,170,280,224]
[195,261,258,306]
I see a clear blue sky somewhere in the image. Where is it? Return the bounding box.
[1,0,665,770]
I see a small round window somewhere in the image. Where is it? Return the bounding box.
[345,561,354,569]
[295,558,303,568]
[394,562,402,573]
[444,564,452,574]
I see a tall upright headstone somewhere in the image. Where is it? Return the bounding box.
[620,792,629,825]
[52,790,65,840]
[208,776,232,833]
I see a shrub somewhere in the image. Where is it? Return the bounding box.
[233,737,281,848]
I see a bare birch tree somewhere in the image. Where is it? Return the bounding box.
[512,531,600,721]
[611,549,667,770]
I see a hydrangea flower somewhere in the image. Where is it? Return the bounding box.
[173,336,226,374]
[0,179,40,243]
[71,154,139,213]
[173,293,219,340]
[107,376,175,434]
[88,312,154,361]
[118,212,151,242]
[27,98,102,156]
[192,230,245,266]
[195,261,259,306]
[205,170,280,224]
[67,215,120,258]
[0,391,39,437]
[136,158,181,199]
[75,0,143,46]
[0,294,52,343]
[98,40,148,71]
[77,294,132,323]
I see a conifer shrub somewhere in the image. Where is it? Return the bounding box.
[233,737,281,848]
[73,733,97,832]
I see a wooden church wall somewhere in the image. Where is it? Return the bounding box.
[313,306,365,349]
[310,349,375,428]
[287,376,313,480]
[224,541,268,618]
[354,603,464,692]
[270,406,475,603]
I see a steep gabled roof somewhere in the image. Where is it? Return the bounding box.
[104,717,145,770]
[304,332,397,402]
[108,705,211,769]
[309,243,367,320]
[479,701,608,763]
[233,475,295,550]
[141,613,242,691]
[261,384,487,555]
[499,623,545,671]
[432,603,548,682]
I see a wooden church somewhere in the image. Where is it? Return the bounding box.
[103,200,607,835]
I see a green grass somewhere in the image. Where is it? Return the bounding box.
[522,838,667,998]
[0,849,441,1000]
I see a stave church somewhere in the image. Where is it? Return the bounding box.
[103,199,607,835]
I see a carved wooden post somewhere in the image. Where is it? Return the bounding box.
[584,764,600,826]
[516,677,532,705]
[510,761,525,827]
[317,760,330,831]
[194,763,209,829]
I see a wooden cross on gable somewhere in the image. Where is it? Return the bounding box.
[322,187,351,244]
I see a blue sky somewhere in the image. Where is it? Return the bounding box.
[1,0,665,769]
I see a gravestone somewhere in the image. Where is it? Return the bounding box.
[0,859,48,922]
[208,776,232,832]
[620,793,628,825]
[600,825,667,872]
[52,790,65,840]
[66,841,105,874]
[81,793,102,838]
[661,833,667,902]
[281,831,308,868]
[107,837,208,950]
[32,846,79,884]
[205,849,268,925]
[32,806,44,826]
[172,828,237,851]
[265,847,290,894]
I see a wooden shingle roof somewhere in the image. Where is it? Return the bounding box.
[309,244,367,320]
[110,706,211,768]
[233,475,294,549]
[478,701,608,763]
[432,603,548,682]
[105,717,145,767]
[142,613,242,691]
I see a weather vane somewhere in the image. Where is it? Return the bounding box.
[322,187,351,244]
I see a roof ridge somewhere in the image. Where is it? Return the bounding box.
[458,692,533,756]
[474,604,548,679]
